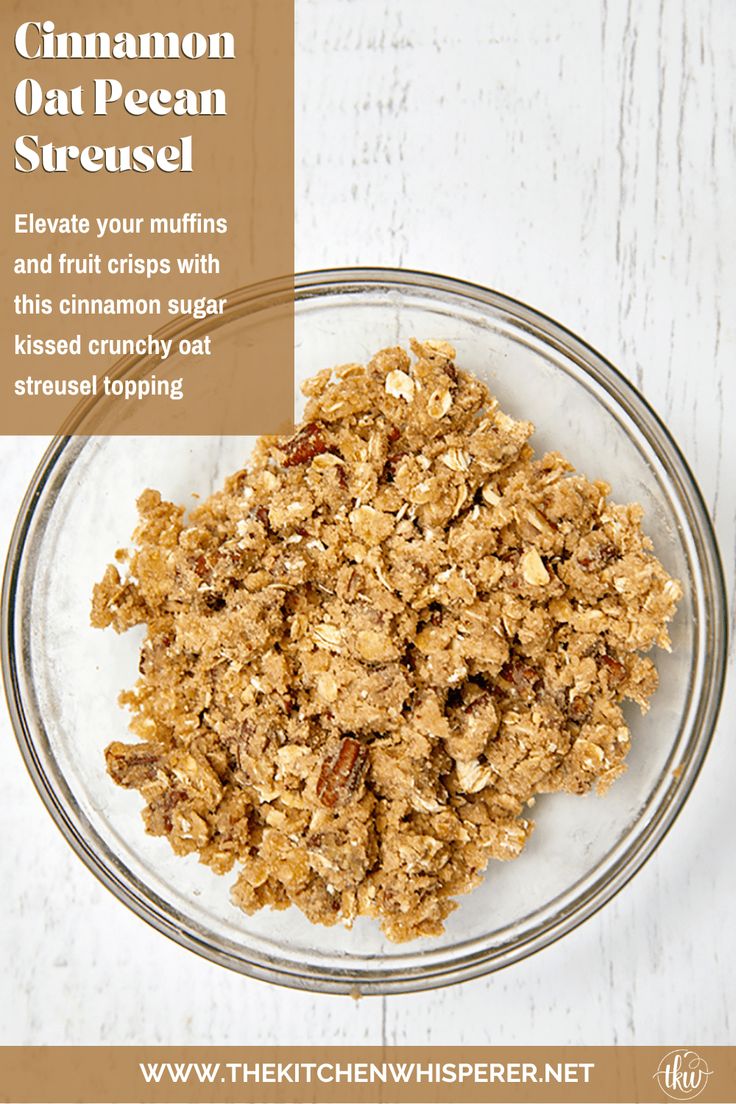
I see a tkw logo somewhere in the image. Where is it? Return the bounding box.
[653,1049,714,1101]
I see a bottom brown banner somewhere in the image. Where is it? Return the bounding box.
[1,1046,733,1104]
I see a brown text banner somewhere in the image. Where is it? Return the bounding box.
[0,1046,734,1104]
[0,0,294,434]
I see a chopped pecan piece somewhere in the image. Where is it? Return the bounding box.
[443,360,458,384]
[567,694,593,724]
[600,653,627,687]
[106,741,165,787]
[316,736,368,808]
[577,540,617,570]
[498,658,540,695]
[282,422,329,467]
[464,689,491,715]
[147,786,189,833]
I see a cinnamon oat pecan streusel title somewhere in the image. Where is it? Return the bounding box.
[92,340,681,941]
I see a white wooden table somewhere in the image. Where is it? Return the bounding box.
[1,0,734,1045]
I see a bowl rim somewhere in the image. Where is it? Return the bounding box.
[1,265,728,995]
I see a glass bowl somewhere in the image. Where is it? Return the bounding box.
[2,268,727,994]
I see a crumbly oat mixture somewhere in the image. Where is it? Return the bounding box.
[91,340,682,942]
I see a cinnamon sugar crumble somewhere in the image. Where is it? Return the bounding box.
[91,340,682,942]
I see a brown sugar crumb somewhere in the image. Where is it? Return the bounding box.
[90,339,682,942]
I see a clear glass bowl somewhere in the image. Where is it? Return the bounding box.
[2,268,727,994]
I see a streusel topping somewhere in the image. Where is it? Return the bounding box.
[92,340,681,941]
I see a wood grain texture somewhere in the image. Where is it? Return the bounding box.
[1,0,734,1046]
